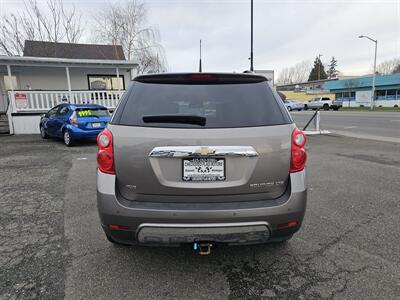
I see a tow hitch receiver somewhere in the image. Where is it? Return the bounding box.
[193,242,213,255]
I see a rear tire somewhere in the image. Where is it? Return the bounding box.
[287,106,292,111]
[63,130,73,147]
[40,126,48,139]
[323,104,329,111]
[304,105,308,110]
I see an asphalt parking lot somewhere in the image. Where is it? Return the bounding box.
[1,133,400,299]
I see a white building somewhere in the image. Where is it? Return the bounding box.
[0,40,138,134]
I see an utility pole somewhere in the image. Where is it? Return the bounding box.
[199,39,202,72]
[358,35,378,110]
[250,0,254,72]
[318,54,323,80]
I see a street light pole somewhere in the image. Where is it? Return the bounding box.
[250,0,254,72]
[371,41,378,110]
[358,35,378,110]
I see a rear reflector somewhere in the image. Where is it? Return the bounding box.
[277,220,298,228]
[108,224,129,230]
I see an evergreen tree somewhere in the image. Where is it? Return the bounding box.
[308,56,327,81]
[327,56,339,79]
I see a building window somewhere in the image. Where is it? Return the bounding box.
[88,75,124,91]
[386,89,396,100]
[397,90,400,100]
[3,75,18,90]
[335,93,343,100]
[376,90,386,100]
[342,92,355,101]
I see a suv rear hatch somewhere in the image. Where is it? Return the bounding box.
[110,73,294,202]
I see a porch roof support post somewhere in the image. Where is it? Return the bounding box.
[6,64,15,134]
[6,65,14,92]
[65,66,72,103]
[116,67,120,91]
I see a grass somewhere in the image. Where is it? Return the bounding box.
[341,106,400,112]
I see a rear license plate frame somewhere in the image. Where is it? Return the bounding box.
[92,122,101,128]
[182,158,225,182]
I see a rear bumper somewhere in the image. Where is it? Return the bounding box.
[97,170,307,246]
[68,126,104,140]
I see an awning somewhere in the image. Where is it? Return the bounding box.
[0,55,138,68]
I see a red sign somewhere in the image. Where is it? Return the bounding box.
[15,93,28,109]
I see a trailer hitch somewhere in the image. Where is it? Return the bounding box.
[193,242,213,255]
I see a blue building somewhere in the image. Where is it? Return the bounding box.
[324,73,400,107]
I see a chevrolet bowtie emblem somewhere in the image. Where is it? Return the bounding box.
[194,148,216,156]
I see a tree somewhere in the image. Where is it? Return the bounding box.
[92,0,167,74]
[327,56,339,79]
[0,0,84,56]
[376,58,400,75]
[393,63,400,74]
[308,56,327,81]
[276,60,312,85]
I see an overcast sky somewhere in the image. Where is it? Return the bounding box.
[1,0,400,77]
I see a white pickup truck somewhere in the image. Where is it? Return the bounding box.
[304,97,337,111]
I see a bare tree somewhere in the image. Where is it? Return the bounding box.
[92,0,167,73]
[375,58,400,75]
[276,67,293,85]
[277,60,311,85]
[0,0,84,56]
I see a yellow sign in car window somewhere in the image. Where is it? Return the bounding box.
[77,110,93,117]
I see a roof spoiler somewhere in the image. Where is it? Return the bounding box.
[134,73,268,84]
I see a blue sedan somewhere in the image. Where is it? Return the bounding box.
[40,103,110,146]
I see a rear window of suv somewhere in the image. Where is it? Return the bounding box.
[114,81,291,128]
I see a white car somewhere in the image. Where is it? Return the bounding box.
[283,99,305,111]
[304,97,332,110]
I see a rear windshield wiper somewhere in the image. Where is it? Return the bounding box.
[142,115,206,126]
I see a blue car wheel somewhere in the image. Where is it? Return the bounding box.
[40,126,48,139]
[63,130,74,147]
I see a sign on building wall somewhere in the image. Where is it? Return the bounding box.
[356,90,372,106]
[15,93,28,109]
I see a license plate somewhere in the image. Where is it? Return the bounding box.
[92,122,101,128]
[183,158,225,181]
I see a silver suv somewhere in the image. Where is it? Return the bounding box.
[96,73,307,251]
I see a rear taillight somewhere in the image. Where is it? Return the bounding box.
[69,111,78,127]
[290,128,307,173]
[97,129,115,174]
